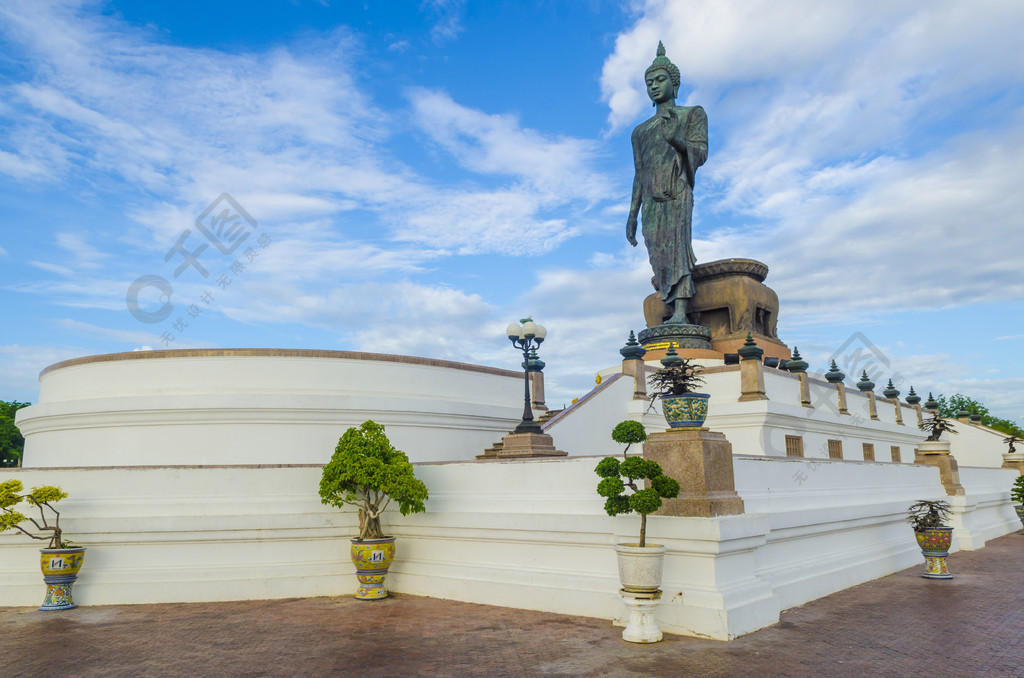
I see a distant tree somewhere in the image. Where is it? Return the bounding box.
[0,401,30,468]
[935,394,1023,438]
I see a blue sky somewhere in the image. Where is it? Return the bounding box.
[0,0,1022,423]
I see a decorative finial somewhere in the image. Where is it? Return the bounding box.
[856,370,875,392]
[924,392,939,410]
[905,386,921,405]
[786,347,808,373]
[825,359,845,384]
[660,342,684,368]
[738,332,764,361]
[620,330,647,360]
[883,379,900,399]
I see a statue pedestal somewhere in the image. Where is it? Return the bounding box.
[914,440,965,496]
[642,428,745,517]
[638,323,713,355]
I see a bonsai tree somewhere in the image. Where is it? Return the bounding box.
[319,420,429,541]
[906,499,952,532]
[919,411,957,442]
[0,479,70,548]
[611,420,647,459]
[1004,435,1020,454]
[648,356,705,397]
[1010,476,1024,506]
[595,456,679,547]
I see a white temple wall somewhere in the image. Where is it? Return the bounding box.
[16,351,524,466]
[948,420,1012,468]
[1,457,1018,640]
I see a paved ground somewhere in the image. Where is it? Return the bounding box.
[2,532,1021,678]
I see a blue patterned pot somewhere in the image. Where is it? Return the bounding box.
[660,393,710,428]
[39,547,86,611]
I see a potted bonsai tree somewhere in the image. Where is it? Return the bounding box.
[647,345,708,428]
[596,423,681,643]
[595,428,680,587]
[1003,434,1020,454]
[906,499,953,579]
[0,479,85,610]
[917,410,957,457]
[319,420,429,600]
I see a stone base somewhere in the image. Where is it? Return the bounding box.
[913,442,965,496]
[643,428,745,517]
[494,432,567,459]
[1002,453,1024,475]
[638,323,713,353]
[619,589,663,643]
[712,333,791,361]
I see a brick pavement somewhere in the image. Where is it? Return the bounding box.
[2,532,1021,678]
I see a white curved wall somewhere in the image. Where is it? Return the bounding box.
[16,349,524,466]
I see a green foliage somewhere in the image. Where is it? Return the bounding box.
[595,457,621,478]
[0,478,70,548]
[319,420,429,541]
[935,394,1023,437]
[936,394,986,418]
[628,488,662,514]
[594,449,680,547]
[906,500,952,532]
[651,474,680,498]
[1010,476,1024,506]
[0,401,30,468]
[611,421,647,458]
[597,476,625,498]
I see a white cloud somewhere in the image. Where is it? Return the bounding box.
[409,89,613,202]
[0,344,81,401]
[425,0,466,44]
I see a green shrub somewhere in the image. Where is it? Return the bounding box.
[1010,476,1024,506]
[319,421,429,541]
[0,479,70,548]
[595,434,680,547]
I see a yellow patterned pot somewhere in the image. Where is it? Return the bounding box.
[39,547,86,611]
[660,393,710,428]
[350,537,397,600]
[914,527,953,579]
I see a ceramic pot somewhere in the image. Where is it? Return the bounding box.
[660,393,710,428]
[914,527,953,579]
[350,537,397,600]
[39,547,86,611]
[614,543,666,593]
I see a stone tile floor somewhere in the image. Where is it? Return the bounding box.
[2,532,1021,678]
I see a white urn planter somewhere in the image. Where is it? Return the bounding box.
[917,440,951,455]
[614,543,666,592]
[614,543,666,643]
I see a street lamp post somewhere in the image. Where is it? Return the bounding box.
[506,318,546,435]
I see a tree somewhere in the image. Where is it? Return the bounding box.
[935,394,1023,438]
[0,401,30,468]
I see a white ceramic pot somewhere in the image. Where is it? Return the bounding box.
[917,440,951,455]
[614,543,666,593]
